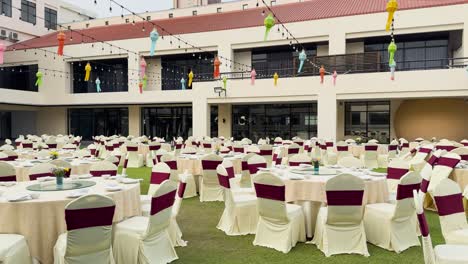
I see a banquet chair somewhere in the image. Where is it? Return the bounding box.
[74,149,91,159]
[241,138,252,145]
[141,162,172,207]
[336,141,351,161]
[21,140,33,150]
[28,163,55,181]
[386,159,411,195]
[257,138,267,145]
[202,141,213,153]
[288,154,312,167]
[399,139,410,157]
[160,154,196,198]
[232,143,245,154]
[411,144,434,164]
[272,147,284,166]
[105,156,120,167]
[361,143,379,169]
[415,150,444,202]
[49,160,72,177]
[89,161,118,177]
[4,138,12,145]
[364,171,422,252]
[53,194,116,264]
[124,142,144,168]
[62,143,77,151]
[246,145,260,154]
[247,154,267,175]
[273,137,283,145]
[174,142,184,156]
[220,146,230,154]
[461,139,468,147]
[436,140,456,152]
[199,154,224,202]
[240,153,256,188]
[146,141,161,168]
[427,153,461,194]
[252,172,306,253]
[325,141,338,165]
[377,140,399,168]
[286,143,300,165]
[216,165,258,236]
[3,150,18,161]
[368,139,379,144]
[0,161,17,181]
[113,180,178,264]
[312,174,369,257]
[414,189,468,264]
[181,146,197,155]
[35,149,50,159]
[87,144,97,157]
[337,156,362,168]
[0,233,33,264]
[450,147,468,161]
[0,144,15,151]
[433,179,468,245]
[0,152,8,161]
[167,175,188,247]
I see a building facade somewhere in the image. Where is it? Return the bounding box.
[0,0,96,46]
[1,0,467,142]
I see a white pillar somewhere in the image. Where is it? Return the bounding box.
[218,44,233,73]
[328,31,346,55]
[192,96,209,137]
[317,87,337,141]
[128,53,139,94]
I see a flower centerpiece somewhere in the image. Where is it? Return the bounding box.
[50,151,59,160]
[312,157,320,174]
[51,167,70,186]
[355,137,362,145]
[215,145,221,155]
[37,145,43,151]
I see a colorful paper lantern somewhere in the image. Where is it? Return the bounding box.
[213,56,221,78]
[142,75,147,89]
[264,14,275,41]
[222,76,227,90]
[298,50,307,73]
[332,70,337,86]
[250,69,257,85]
[140,57,146,78]
[273,72,278,86]
[188,70,194,87]
[95,77,101,92]
[149,28,159,56]
[57,31,65,56]
[84,63,91,81]
[389,60,396,81]
[180,77,186,90]
[139,82,143,94]
[319,65,325,84]
[0,42,5,64]
[35,71,43,87]
[388,40,397,65]
[386,0,398,32]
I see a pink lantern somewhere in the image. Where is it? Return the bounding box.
[0,43,6,65]
[140,57,146,78]
[250,69,257,85]
[332,70,337,86]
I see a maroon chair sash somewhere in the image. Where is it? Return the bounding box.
[22,143,33,148]
[304,145,310,152]
[295,142,304,146]
[326,142,334,147]
[419,148,432,154]
[427,155,439,166]
[175,144,183,150]
[149,145,161,151]
[203,143,212,148]
[29,172,53,181]
[6,156,17,161]
[0,157,8,161]
[15,142,21,146]
[460,154,468,161]
[289,161,310,167]
[90,149,97,156]
[225,166,235,178]
[288,148,299,154]
[396,183,420,200]
[220,150,230,154]
[387,167,409,180]
[105,146,114,151]
[123,159,129,168]
[417,213,430,237]
[436,145,456,151]
[436,157,460,168]
[113,162,119,167]
[259,149,273,156]
[65,205,115,231]
[201,160,222,170]
[217,173,231,188]
[319,144,326,150]
[90,170,117,177]
[463,143,468,146]
[177,182,187,198]
[241,161,248,171]
[434,193,464,216]
[233,147,244,153]
[410,148,417,154]
[0,175,17,182]
[151,190,176,215]
[150,171,170,184]
[165,160,178,170]
[420,179,430,193]
[47,144,57,148]
[388,145,398,151]
[326,190,364,206]
[126,146,138,152]
[401,143,409,148]
[274,141,282,144]
[113,143,120,148]
[283,142,292,146]
[156,155,163,163]
[248,163,266,174]
[254,183,285,201]
[337,146,349,152]
[227,146,233,151]
[365,145,378,151]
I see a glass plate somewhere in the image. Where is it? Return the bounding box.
[26,180,96,192]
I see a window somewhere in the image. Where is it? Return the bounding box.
[21,0,36,25]
[0,64,39,92]
[71,58,128,93]
[207,0,220,4]
[161,52,214,90]
[141,106,192,140]
[1,0,12,17]
[252,44,317,78]
[270,1,276,6]
[345,101,390,143]
[68,108,129,140]
[217,7,222,13]
[210,105,218,137]
[44,7,57,30]
[0,112,11,140]
[192,10,197,16]
[242,4,248,10]
[168,13,173,18]
[232,103,317,142]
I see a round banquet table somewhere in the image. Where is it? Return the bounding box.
[177,154,243,176]
[17,149,75,160]
[0,178,141,264]
[8,159,99,182]
[452,168,468,191]
[137,143,172,158]
[349,144,388,157]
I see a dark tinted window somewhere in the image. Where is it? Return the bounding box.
[345,101,390,143]
[71,58,128,93]
[0,64,38,92]
[141,106,192,140]
[68,108,129,140]
[161,52,214,90]
[44,7,57,30]
[21,0,36,24]
[1,0,12,17]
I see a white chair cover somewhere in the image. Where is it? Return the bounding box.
[386,159,410,195]
[28,163,56,181]
[199,154,223,202]
[361,143,379,169]
[0,234,32,264]
[337,156,362,168]
[288,154,311,167]
[428,153,461,193]
[89,161,117,177]
[0,162,17,182]
[125,142,144,168]
[161,154,197,198]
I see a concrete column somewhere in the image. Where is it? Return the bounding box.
[328,31,346,55]
[317,87,337,141]
[218,104,232,138]
[192,97,209,137]
[128,105,141,136]
[128,53,140,94]
[218,44,233,73]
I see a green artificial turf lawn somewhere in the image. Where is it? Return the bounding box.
[121,166,453,264]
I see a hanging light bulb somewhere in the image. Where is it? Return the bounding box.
[94,0,97,4]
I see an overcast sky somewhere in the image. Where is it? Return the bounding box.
[63,0,238,18]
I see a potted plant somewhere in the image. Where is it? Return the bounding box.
[215,145,220,155]
[355,137,362,145]
[51,167,69,186]
[312,157,320,174]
